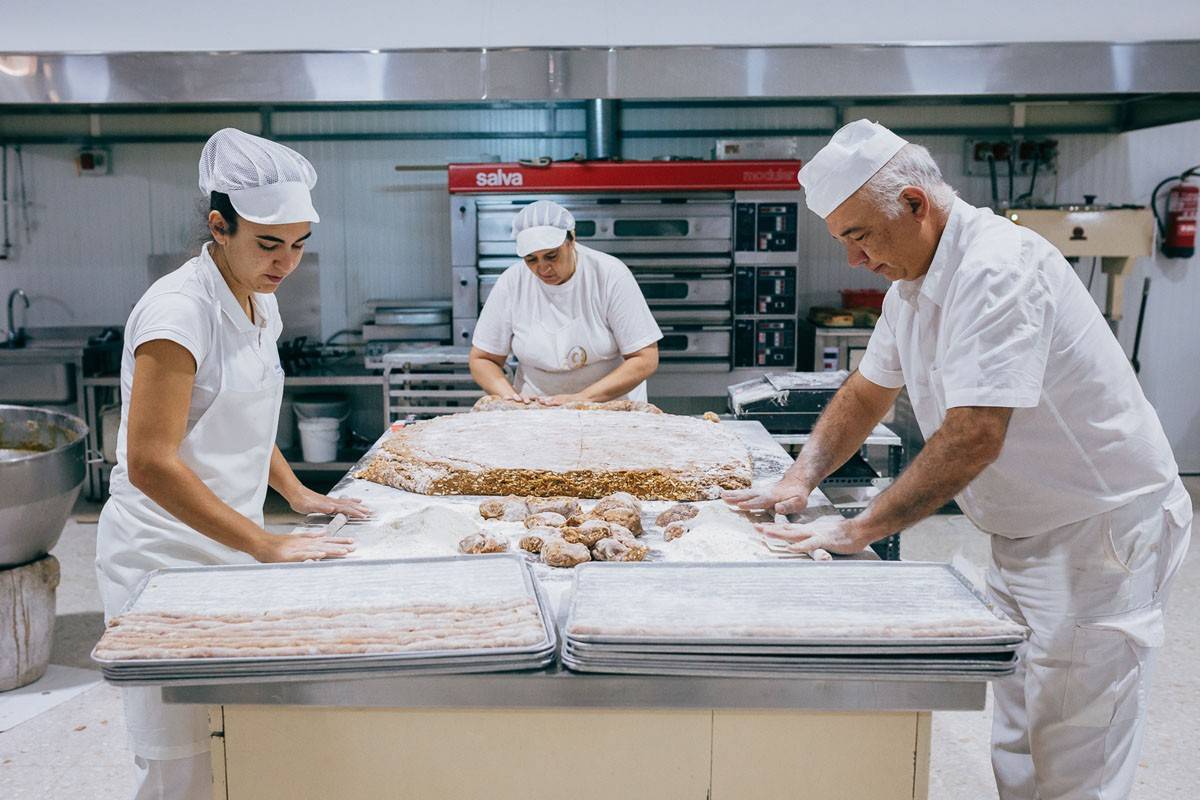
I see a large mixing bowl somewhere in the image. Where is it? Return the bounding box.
[0,405,89,567]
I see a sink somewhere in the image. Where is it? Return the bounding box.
[0,360,76,404]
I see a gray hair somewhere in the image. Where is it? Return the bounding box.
[859,143,956,218]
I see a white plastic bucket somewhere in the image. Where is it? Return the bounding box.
[293,394,350,449]
[298,417,340,463]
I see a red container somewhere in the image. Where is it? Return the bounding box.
[840,289,886,311]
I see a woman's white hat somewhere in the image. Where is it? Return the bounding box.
[199,128,320,224]
[512,200,575,257]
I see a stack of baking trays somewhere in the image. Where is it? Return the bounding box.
[561,562,1025,678]
[92,554,556,684]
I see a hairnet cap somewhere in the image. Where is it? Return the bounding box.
[512,200,575,257]
[199,128,320,225]
[799,120,908,219]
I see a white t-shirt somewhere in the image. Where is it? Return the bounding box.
[113,245,283,458]
[858,198,1178,537]
[472,244,662,401]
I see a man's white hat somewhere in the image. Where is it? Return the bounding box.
[512,200,575,257]
[799,120,908,219]
[199,128,320,224]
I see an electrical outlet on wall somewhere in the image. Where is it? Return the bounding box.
[964,138,1057,178]
[75,147,112,176]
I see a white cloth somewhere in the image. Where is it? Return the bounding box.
[857,198,1179,537]
[798,120,908,218]
[472,244,662,401]
[198,127,319,224]
[512,199,574,257]
[132,753,212,800]
[96,244,284,760]
[987,478,1192,800]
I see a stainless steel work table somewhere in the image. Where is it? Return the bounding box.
[158,419,979,800]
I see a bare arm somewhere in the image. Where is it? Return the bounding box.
[846,405,1010,541]
[469,346,522,400]
[268,446,370,518]
[724,371,899,513]
[757,406,1012,554]
[125,340,354,562]
[550,344,659,404]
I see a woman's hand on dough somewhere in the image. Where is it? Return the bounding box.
[754,518,867,556]
[252,532,357,563]
[287,486,372,519]
[539,393,587,406]
[722,478,812,515]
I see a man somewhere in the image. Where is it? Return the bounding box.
[724,119,1192,800]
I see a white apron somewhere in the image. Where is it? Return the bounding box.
[513,316,644,402]
[96,268,283,761]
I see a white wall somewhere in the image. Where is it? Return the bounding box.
[3,1,1199,52]
[1110,120,1200,472]
[1,110,1195,467]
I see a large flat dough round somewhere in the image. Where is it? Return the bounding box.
[358,409,752,500]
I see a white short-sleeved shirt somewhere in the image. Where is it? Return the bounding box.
[114,244,283,447]
[472,244,662,401]
[858,198,1178,537]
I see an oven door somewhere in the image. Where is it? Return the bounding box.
[657,325,732,363]
[635,273,733,307]
[476,197,734,258]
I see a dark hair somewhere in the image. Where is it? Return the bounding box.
[209,191,240,236]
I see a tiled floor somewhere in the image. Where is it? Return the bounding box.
[2,483,1197,799]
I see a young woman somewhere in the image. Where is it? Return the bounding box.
[96,128,366,799]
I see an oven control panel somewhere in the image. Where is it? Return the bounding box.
[735,319,797,368]
[735,266,797,316]
[735,202,799,252]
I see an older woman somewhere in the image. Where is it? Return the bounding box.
[469,200,662,404]
[96,128,366,799]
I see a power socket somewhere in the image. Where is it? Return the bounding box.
[964,138,1057,179]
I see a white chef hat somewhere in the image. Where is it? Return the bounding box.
[198,128,320,225]
[512,200,575,257]
[799,120,908,218]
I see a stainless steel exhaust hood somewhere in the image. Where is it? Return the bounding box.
[1,42,1199,106]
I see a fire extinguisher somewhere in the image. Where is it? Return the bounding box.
[1152,165,1200,258]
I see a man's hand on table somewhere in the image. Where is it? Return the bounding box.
[755,517,871,556]
[721,477,813,515]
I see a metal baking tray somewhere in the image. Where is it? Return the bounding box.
[564,561,1026,648]
[100,646,558,678]
[561,642,1012,671]
[564,639,1023,657]
[559,655,1017,681]
[93,554,557,674]
[101,653,558,686]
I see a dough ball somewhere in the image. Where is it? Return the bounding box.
[655,503,700,527]
[590,506,643,536]
[519,534,546,554]
[541,537,591,568]
[593,492,642,515]
[457,532,508,554]
[561,519,612,548]
[592,536,648,562]
[525,512,567,529]
[702,411,720,423]
[526,496,583,518]
[479,495,529,521]
[663,521,694,541]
